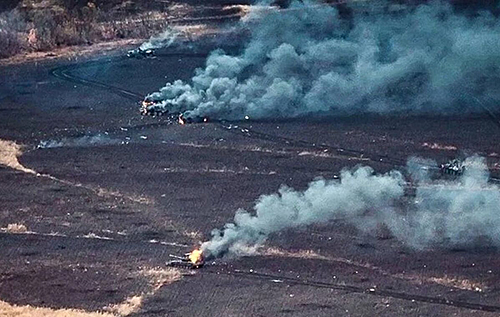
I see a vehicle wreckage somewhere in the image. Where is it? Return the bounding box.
[440,159,466,176]
[140,97,209,124]
[140,98,166,116]
[167,249,205,269]
[178,114,208,125]
[127,48,155,58]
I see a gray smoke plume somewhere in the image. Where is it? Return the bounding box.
[202,156,500,258]
[146,0,500,120]
[406,156,437,183]
[397,156,500,249]
[140,27,179,50]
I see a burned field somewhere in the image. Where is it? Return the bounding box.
[2,1,500,315]
[0,49,499,316]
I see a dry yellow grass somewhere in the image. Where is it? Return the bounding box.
[106,296,142,316]
[0,140,36,174]
[262,247,329,260]
[5,223,28,233]
[427,275,485,292]
[140,267,183,291]
[106,267,183,316]
[0,300,114,317]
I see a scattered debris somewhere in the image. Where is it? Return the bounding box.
[422,142,457,151]
[82,233,113,240]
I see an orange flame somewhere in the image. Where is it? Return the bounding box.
[178,115,186,125]
[189,249,204,267]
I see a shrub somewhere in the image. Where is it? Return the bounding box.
[0,9,26,58]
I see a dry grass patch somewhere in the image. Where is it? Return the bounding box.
[106,295,142,316]
[140,267,183,291]
[5,223,28,233]
[106,267,183,316]
[261,247,329,260]
[0,300,114,317]
[427,275,485,292]
[0,139,36,174]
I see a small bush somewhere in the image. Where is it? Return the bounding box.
[0,9,26,58]
[0,30,24,58]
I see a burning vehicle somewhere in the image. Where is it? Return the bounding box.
[140,98,167,116]
[167,249,205,269]
[127,48,155,59]
[440,159,466,176]
[140,100,209,123]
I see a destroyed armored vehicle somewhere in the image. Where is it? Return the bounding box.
[440,159,465,176]
[127,48,155,58]
[140,98,167,116]
[178,114,208,125]
[166,250,205,269]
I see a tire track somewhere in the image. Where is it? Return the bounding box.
[51,53,205,102]
[207,269,500,313]
[52,61,142,101]
[219,121,406,167]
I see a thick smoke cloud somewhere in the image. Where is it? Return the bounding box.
[398,156,500,249]
[146,0,500,120]
[202,156,500,258]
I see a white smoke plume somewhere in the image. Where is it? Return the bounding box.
[145,0,500,120]
[202,156,500,258]
[399,156,500,249]
[140,27,179,50]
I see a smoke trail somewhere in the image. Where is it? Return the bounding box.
[202,156,500,258]
[145,0,500,120]
[37,134,119,149]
